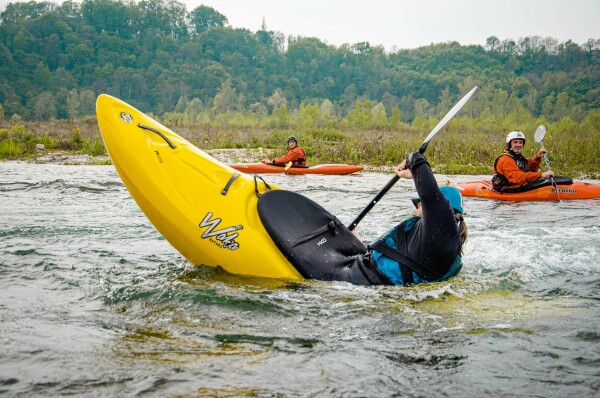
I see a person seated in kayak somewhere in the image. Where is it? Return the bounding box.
[262,135,307,167]
[366,152,468,285]
[492,131,554,192]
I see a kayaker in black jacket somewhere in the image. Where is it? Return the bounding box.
[257,151,467,286]
[366,151,467,285]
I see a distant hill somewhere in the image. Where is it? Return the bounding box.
[0,0,598,121]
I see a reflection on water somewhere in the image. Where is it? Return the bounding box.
[1,162,599,396]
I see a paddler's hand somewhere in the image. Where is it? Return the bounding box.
[542,170,554,178]
[536,148,547,160]
[394,160,413,179]
[262,158,272,164]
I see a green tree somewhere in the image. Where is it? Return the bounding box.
[436,87,453,118]
[541,95,556,121]
[66,88,81,118]
[81,0,136,37]
[33,91,57,119]
[346,99,373,129]
[298,102,320,128]
[138,0,188,38]
[0,1,597,126]
[267,89,287,112]
[390,106,401,129]
[370,102,388,129]
[213,78,236,113]
[485,36,500,51]
[320,99,337,126]
[184,97,203,124]
[190,5,227,34]
[0,1,56,24]
[79,90,96,116]
[524,88,539,116]
[174,95,189,112]
[270,105,289,128]
[413,98,431,118]
[32,62,53,92]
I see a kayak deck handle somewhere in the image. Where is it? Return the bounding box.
[222,173,241,195]
[138,124,176,149]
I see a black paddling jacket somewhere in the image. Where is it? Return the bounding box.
[370,152,463,284]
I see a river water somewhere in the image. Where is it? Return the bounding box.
[1,161,599,397]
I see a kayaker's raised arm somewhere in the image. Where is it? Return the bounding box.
[366,151,467,285]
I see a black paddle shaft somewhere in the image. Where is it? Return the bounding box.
[348,174,400,231]
[347,140,434,231]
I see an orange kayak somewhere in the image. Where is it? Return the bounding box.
[447,178,600,201]
[228,162,363,175]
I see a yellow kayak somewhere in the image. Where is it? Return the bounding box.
[96,94,302,280]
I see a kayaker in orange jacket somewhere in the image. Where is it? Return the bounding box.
[492,131,554,192]
[263,136,307,167]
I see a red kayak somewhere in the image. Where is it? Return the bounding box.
[447,177,600,201]
[227,162,363,175]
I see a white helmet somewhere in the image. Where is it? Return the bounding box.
[506,131,526,149]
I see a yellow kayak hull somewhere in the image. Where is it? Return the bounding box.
[96,94,302,280]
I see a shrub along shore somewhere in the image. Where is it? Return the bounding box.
[1,114,598,179]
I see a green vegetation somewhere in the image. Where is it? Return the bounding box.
[0,1,598,122]
[1,109,598,178]
[0,118,105,160]
[0,1,598,176]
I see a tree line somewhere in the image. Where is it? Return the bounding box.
[0,0,598,126]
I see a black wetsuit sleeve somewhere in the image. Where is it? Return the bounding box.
[404,152,461,278]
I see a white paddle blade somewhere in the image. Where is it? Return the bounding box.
[419,86,477,153]
[534,125,546,143]
[421,86,478,147]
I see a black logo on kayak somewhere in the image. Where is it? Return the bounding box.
[552,187,576,194]
[199,212,242,250]
[119,112,133,124]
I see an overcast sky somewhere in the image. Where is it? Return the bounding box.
[1,0,598,50]
[188,0,600,50]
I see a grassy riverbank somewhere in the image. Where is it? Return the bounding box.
[1,115,599,178]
